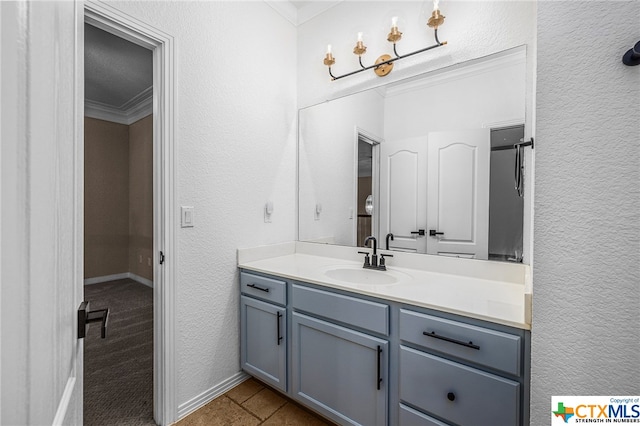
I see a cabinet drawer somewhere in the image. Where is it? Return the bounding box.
[240,271,286,305]
[399,404,450,426]
[400,346,520,426]
[399,309,521,376]
[292,284,389,335]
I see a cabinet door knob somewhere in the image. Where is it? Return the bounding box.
[447,392,456,401]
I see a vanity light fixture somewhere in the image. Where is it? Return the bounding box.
[323,0,447,81]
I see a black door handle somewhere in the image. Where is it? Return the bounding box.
[429,229,444,236]
[276,311,283,345]
[376,345,383,390]
[78,301,109,339]
[410,229,426,236]
[247,283,270,292]
[423,330,480,350]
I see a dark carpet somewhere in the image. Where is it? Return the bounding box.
[84,279,155,425]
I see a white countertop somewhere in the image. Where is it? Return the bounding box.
[238,242,532,330]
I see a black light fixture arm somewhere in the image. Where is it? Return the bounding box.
[328,38,447,81]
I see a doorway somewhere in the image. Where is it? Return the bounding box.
[488,125,525,261]
[355,131,380,247]
[83,21,154,425]
[82,2,177,424]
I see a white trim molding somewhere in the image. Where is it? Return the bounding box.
[177,372,250,421]
[264,0,342,26]
[85,86,152,125]
[84,2,177,425]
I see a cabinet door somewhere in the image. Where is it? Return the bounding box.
[292,313,388,426]
[241,296,286,391]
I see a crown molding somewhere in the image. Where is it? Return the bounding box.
[296,1,342,25]
[85,86,152,125]
[264,1,343,26]
[265,1,297,25]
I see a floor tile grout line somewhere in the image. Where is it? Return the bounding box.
[259,399,289,424]
[225,394,264,423]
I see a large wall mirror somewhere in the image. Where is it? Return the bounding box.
[298,46,532,264]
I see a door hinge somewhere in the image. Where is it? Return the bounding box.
[160,251,165,265]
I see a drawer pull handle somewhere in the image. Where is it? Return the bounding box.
[247,283,270,292]
[376,345,383,390]
[447,392,456,402]
[423,331,480,350]
[276,311,283,345]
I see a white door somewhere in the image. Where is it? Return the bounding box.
[379,137,428,253]
[1,1,84,424]
[427,130,490,259]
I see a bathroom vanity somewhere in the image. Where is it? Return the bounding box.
[238,242,531,426]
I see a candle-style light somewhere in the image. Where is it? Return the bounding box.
[324,44,335,66]
[428,0,445,29]
[387,16,402,43]
[353,32,367,56]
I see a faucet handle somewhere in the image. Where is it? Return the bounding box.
[357,251,371,267]
[379,252,393,268]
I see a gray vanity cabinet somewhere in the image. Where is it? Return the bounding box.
[292,313,388,426]
[291,284,389,426]
[240,272,287,392]
[239,269,529,426]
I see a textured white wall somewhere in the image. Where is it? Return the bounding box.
[532,1,640,424]
[107,0,297,411]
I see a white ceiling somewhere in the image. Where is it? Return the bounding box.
[84,23,152,109]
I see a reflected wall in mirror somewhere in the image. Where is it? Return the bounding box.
[298,47,531,263]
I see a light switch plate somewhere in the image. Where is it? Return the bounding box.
[264,201,273,223]
[181,206,194,228]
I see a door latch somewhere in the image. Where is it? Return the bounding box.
[159,251,165,265]
[78,301,109,339]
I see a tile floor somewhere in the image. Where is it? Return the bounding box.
[175,378,334,426]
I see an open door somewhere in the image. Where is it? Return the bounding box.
[427,130,490,259]
[1,1,84,424]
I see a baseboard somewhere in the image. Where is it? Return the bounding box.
[84,272,153,288]
[129,273,153,288]
[84,273,130,285]
[177,371,250,420]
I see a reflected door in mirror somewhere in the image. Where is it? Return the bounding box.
[380,137,428,253]
[427,130,490,259]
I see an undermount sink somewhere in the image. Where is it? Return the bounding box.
[322,265,410,286]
